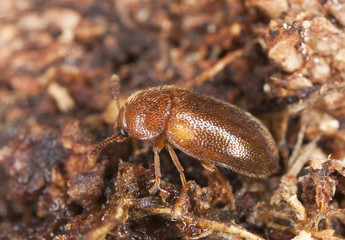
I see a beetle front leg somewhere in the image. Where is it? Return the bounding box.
[149,148,161,194]
[149,138,165,194]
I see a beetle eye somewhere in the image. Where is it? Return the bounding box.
[118,128,129,137]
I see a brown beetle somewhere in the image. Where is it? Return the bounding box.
[90,80,279,193]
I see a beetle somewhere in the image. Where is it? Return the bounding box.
[89,80,279,194]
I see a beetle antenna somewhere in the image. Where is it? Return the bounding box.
[110,74,121,114]
[88,134,118,162]
[88,75,122,163]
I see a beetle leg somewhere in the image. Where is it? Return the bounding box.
[133,140,151,156]
[149,148,161,194]
[166,144,188,190]
[201,160,235,209]
[200,160,216,172]
[149,137,164,194]
[214,169,236,210]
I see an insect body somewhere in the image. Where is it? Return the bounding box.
[90,85,279,193]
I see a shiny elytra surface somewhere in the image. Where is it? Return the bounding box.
[117,86,279,177]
